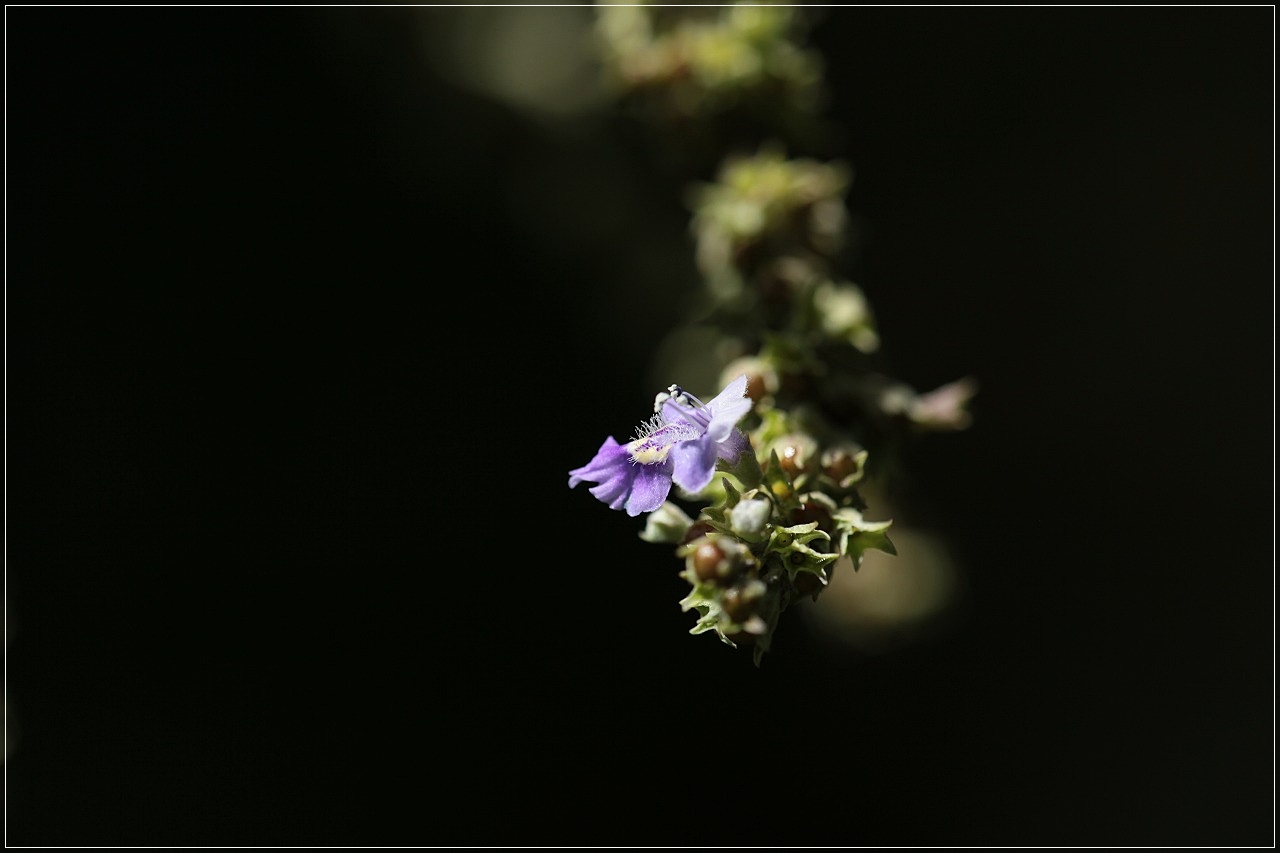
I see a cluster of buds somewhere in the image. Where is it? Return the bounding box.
[678,146,976,477]
[593,4,823,122]
[635,378,895,665]
[687,148,876,348]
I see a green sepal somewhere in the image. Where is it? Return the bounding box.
[720,476,742,509]
[790,549,841,571]
[720,443,763,491]
[766,521,830,554]
[689,611,721,636]
[832,507,896,570]
[764,521,838,585]
[762,448,800,509]
[679,582,721,636]
[817,448,868,492]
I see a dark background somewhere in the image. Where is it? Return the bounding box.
[6,7,1273,847]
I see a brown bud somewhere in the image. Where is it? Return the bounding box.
[679,521,716,547]
[692,541,726,583]
[720,586,755,623]
[779,444,803,478]
[821,447,861,483]
[721,357,777,405]
[773,433,817,481]
[789,500,834,535]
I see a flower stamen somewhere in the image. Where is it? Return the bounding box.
[628,413,699,465]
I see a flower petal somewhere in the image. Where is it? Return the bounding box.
[670,435,720,494]
[714,427,751,462]
[704,374,753,442]
[590,478,631,511]
[625,463,674,516]
[568,436,628,488]
[570,435,675,515]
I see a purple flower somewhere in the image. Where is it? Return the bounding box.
[568,374,754,516]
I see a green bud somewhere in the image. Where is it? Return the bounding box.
[639,501,696,544]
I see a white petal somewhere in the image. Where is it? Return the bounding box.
[704,374,752,442]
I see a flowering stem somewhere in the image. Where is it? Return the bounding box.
[572,5,975,664]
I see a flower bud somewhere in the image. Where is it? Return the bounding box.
[720,578,767,623]
[721,356,778,405]
[789,499,834,535]
[813,280,878,352]
[729,498,771,539]
[820,444,866,485]
[771,432,817,479]
[692,541,727,583]
[639,501,696,544]
[681,534,753,585]
[679,520,716,547]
